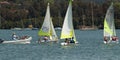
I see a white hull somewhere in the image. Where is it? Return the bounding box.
[38,39,58,43]
[61,41,79,46]
[61,42,68,46]
[103,40,119,44]
[2,37,32,44]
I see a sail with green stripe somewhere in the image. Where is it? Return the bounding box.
[38,3,51,36]
[104,2,117,41]
[104,19,113,36]
[60,0,77,43]
[38,3,58,41]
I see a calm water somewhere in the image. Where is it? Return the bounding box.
[0,29,120,60]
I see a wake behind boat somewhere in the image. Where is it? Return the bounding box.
[0,36,32,44]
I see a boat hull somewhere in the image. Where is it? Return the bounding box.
[61,42,68,46]
[103,40,119,44]
[2,37,32,44]
[61,41,79,46]
[38,39,58,43]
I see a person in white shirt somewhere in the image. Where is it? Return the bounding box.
[12,32,18,40]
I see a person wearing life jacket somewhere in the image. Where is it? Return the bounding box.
[65,38,70,44]
[112,36,118,41]
[0,39,4,43]
[70,37,75,43]
[104,36,108,43]
[12,32,19,40]
[21,36,27,39]
[43,36,49,42]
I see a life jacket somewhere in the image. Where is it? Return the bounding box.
[112,36,118,41]
[104,37,108,41]
[12,34,17,40]
[0,39,4,43]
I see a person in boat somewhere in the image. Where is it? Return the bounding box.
[104,36,108,43]
[65,38,70,44]
[43,36,49,42]
[112,36,118,41]
[20,36,28,39]
[12,32,19,40]
[0,39,4,43]
[38,36,49,43]
[70,37,75,43]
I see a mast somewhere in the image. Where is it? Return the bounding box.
[28,16,33,28]
[0,5,1,29]
[0,15,1,29]
[91,1,94,27]
[82,14,85,26]
[82,6,85,26]
[58,12,61,27]
[21,19,24,29]
[34,16,37,28]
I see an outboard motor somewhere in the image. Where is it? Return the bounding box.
[0,39,4,43]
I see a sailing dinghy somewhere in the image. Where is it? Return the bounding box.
[38,3,58,43]
[60,0,78,46]
[103,3,118,44]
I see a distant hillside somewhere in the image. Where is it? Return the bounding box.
[82,0,120,4]
[81,0,105,4]
[0,0,120,29]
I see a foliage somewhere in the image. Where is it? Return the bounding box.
[0,0,120,29]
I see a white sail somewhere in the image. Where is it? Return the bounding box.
[50,18,58,41]
[38,3,51,36]
[60,0,77,42]
[104,3,115,37]
[38,3,58,41]
[104,3,118,44]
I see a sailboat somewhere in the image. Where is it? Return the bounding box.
[60,0,78,46]
[0,33,32,44]
[38,3,58,43]
[1,36,32,44]
[103,3,118,44]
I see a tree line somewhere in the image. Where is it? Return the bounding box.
[0,0,120,29]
